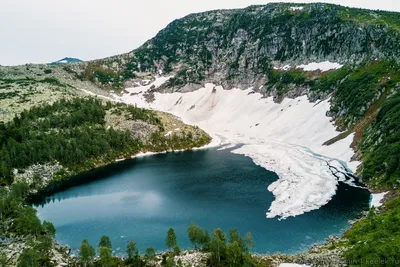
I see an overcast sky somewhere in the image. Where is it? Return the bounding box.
[1,0,399,66]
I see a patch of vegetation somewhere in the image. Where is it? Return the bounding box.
[166,68,204,87]
[0,77,68,88]
[79,63,125,90]
[310,66,350,93]
[123,105,163,128]
[0,98,210,186]
[269,69,309,85]
[70,223,259,267]
[339,6,400,30]
[148,130,210,152]
[267,61,400,129]
[359,93,400,189]
[0,98,142,185]
[330,61,400,128]
[0,91,19,100]
[265,68,312,100]
[344,199,400,266]
[0,182,57,266]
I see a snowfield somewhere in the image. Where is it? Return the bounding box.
[370,192,389,208]
[296,61,343,72]
[273,61,343,72]
[115,77,361,219]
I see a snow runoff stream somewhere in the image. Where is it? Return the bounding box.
[111,70,365,219]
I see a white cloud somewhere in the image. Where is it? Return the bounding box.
[0,0,399,66]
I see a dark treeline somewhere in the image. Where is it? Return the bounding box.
[73,222,258,267]
[0,98,144,185]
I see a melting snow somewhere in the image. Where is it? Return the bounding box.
[273,64,291,71]
[297,61,343,72]
[370,192,388,208]
[115,77,362,219]
[290,7,304,11]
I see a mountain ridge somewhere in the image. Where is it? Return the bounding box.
[50,57,83,65]
[75,2,400,91]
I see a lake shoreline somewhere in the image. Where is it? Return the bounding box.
[34,147,369,260]
[27,138,220,204]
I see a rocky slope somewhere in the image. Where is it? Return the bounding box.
[76,3,400,90]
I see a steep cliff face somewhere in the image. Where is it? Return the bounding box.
[78,3,400,91]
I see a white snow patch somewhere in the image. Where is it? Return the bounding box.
[370,192,389,208]
[273,64,291,71]
[297,61,343,72]
[117,79,363,219]
[290,7,304,11]
[217,143,237,151]
[132,151,162,158]
[232,143,337,219]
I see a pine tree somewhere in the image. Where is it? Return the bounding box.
[187,222,204,249]
[245,232,255,252]
[210,228,226,264]
[17,249,38,267]
[99,235,112,250]
[226,241,242,267]
[79,239,95,266]
[98,246,113,267]
[145,247,156,262]
[126,240,138,260]
[165,228,177,250]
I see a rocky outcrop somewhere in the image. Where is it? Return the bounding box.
[13,162,65,190]
[255,236,347,267]
[0,231,71,266]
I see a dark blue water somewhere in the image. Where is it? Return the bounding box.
[34,147,370,255]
